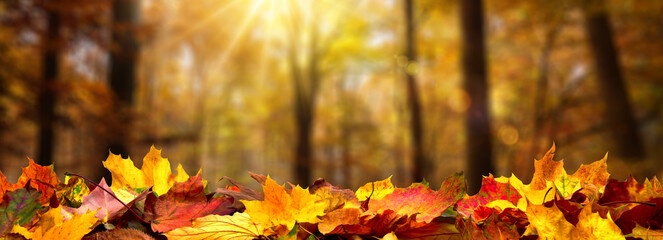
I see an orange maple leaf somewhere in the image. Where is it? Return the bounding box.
[242,177,326,231]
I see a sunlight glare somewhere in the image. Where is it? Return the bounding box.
[217,0,266,65]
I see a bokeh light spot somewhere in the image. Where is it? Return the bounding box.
[448,88,470,113]
[498,125,519,145]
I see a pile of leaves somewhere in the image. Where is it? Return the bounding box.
[1,145,663,239]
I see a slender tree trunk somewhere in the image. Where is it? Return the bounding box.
[522,25,560,180]
[289,6,322,186]
[461,0,494,194]
[403,0,426,182]
[583,1,644,161]
[294,103,313,186]
[108,0,139,158]
[37,8,60,166]
[289,37,315,186]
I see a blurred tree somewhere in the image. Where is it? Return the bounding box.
[107,0,140,160]
[461,0,493,194]
[583,0,644,161]
[282,2,323,186]
[403,0,427,182]
[37,4,60,166]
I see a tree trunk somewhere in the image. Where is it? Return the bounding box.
[37,8,60,166]
[461,0,494,194]
[289,6,322,186]
[289,37,315,187]
[583,1,644,161]
[108,0,139,158]
[403,0,427,182]
[523,25,560,181]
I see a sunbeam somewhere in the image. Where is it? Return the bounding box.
[217,0,266,66]
[163,0,243,49]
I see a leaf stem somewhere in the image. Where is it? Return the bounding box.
[599,200,656,206]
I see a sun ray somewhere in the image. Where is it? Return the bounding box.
[164,0,243,49]
[217,0,266,66]
[256,0,278,84]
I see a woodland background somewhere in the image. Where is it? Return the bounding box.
[0,0,661,194]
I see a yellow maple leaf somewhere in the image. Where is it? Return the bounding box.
[523,200,573,239]
[12,206,98,240]
[495,175,554,211]
[165,212,271,240]
[242,177,326,230]
[571,206,624,240]
[382,232,398,240]
[103,146,192,197]
[527,144,610,198]
[355,176,395,201]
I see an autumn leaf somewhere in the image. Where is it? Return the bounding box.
[318,208,364,234]
[63,178,150,222]
[309,178,360,211]
[382,232,398,240]
[215,176,263,210]
[570,153,610,192]
[613,197,663,234]
[368,172,465,223]
[165,212,271,240]
[571,205,624,240]
[103,146,192,198]
[144,174,234,232]
[16,206,98,240]
[356,176,395,201]
[56,175,90,208]
[628,224,663,239]
[530,144,564,191]
[456,174,520,218]
[13,159,60,205]
[0,171,13,202]
[242,176,326,230]
[456,206,520,240]
[0,188,46,236]
[599,176,663,205]
[523,199,574,239]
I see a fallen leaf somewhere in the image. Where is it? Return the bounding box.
[570,153,610,192]
[64,178,150,222]
[103,146,192,198]
[382,232,398,240]
[628,224,663,239]
[15,159,60,205]
[242,177,326,230]
[0,188,46,236]
[56,175,90,208]
[571,206,624,240]
[309,178,360,211]
[165,212,271,240]
[369,172,465,223]
[613,198,663,234]
[599,176,663,205]
[144,174,234,232]
[523,200,573,239]
[530,144,563,191]
[456,208,520,240]
[456,174,520,218]
[215,176,263,210]
[356,176,395,201]
[318,208,364,234]
[30,207,98,240]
